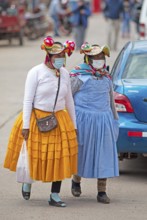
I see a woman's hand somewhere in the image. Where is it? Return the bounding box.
[22,129,29,140]
[99,68,108,76]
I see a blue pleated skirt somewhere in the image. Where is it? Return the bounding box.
[76,108,119,179]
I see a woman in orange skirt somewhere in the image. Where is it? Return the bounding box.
[4,36,78,208]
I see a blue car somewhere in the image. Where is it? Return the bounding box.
[111,40,147,160]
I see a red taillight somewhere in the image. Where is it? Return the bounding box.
[128,131,142,137]
[139,23,145,37]
[128,131,147,137]
[114,92,134,113]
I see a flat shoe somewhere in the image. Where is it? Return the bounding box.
[48,196,66,208]
[22,185,31,200]
[97,193,110,204]
[71,180,81,197]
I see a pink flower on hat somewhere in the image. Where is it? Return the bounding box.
[81,42,92,52]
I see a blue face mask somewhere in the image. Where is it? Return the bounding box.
[53,58,65,69]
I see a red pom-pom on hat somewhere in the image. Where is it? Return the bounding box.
[41,36,54,50]
[44,36,54,47]
[66,40,75,50]
[63,40,75,56]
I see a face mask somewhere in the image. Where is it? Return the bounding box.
[53,58,65,69]
[92,60,105,70]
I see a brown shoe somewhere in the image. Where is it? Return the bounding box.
[97,192,110,204]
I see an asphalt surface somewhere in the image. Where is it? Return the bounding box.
[0,13,147,220]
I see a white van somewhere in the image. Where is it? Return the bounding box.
[139,0,147,39]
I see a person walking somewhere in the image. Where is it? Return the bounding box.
[70,42,119,204]
[48,0,62,37]
[103,0,123,51]
[49,0,71,37]
[131,0,143,39]
[4,36,78,208]
[69,0,91,50]
[121,0,131,38]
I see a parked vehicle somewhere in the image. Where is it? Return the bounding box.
[139,0,147,39]
[24,8,50,40]
[111,40,147,160]
[0,4,25,46]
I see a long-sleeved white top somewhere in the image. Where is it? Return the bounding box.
[23,63,77,129]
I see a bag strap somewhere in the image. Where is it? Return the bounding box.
[53,75,60,112]
[34,75,60,119]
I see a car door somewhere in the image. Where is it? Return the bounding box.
[122,52,147,123]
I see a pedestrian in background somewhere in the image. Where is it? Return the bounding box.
[49,0,63,37]
[103,0,123,51]
[121,0,131,38]
[49,0,72,37]
[70,42,119,204]
[4,36,78,208]
[69,0,91,50]
[131,0,143,39]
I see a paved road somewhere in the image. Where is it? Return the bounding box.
[0,13,147,220]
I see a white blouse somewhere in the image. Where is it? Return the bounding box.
[23,63,77,129]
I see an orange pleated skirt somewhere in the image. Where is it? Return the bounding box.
[4,109,78,182]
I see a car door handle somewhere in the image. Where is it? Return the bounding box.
[143,98,147,102]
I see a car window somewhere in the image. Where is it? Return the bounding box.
[111,49,125,80]
[122,53,147,79]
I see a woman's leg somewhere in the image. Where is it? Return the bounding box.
[97,178,110,204]
[97,178,107,192]
[49,181,66,207]
[73,26,84,50]
[51,15,60,37]
[113,19,120,51]
[73,175,81,183]
[71,175,82,197]
[51,181,62,194]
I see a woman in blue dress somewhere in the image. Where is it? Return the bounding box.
[70,42,119,204]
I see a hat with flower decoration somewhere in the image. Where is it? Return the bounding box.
[80,42,110,57]
[41,36,75,56]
